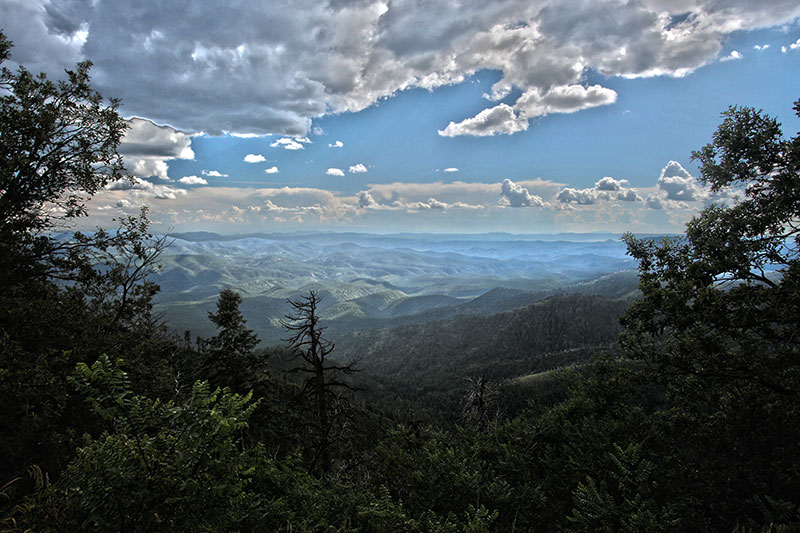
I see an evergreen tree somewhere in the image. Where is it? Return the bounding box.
[201,289,260,387]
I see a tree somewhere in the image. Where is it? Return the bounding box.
[281,290,360,474]
[201,289,259,387]
[207,289,259,358]
[26,356,262,531]
[0,31,126,230]
[621,99,800,527]
[622,99,799,396]
[462,375,499,431]
[0,31,129,284]
[0,31,171,485]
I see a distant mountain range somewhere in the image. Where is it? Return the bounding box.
[152,232,642,345]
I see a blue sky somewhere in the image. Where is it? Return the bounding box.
[3,0,800,234]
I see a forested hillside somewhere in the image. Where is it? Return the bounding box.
[2,32,800,531]
[336,292,632,419]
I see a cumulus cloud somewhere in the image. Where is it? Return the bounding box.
[516,84,618,119]
[264,166,279,174]
[442,83,616,136]
[119,118,195,179]
[6,0,800,136]
[720,50,743,61]
[645,160,739,209]
[349,163,368,173]
[8,0,800,138]
[657,160,702,201]
[595,176,628,191]
[617,188,643,202]
[244,154,267,163]
[359,179,556,212]
[358,191,377,208]
[178,175,208,185]
[646,194,665,210]
[329,140,344,148]
[425,197,448,209]
[556,175,641,205]
[105,176,186,201]
[271,137,308,150]
[444,167,459,173]
[439,104,528,137]
[500,178,546,207]
[326,168,345,176]
[557,187,602,205]
[202,169,228,177]
[753,44,770,51]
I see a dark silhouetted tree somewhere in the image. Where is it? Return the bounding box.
[621,98,800,527]
[281,290,360,474]
[463,375,499,431]
[202,289,259,387]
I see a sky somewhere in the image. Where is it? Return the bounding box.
[3,0,800,235]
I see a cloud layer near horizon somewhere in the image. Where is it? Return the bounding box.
[85,160,742,234]
[6,0,800,136]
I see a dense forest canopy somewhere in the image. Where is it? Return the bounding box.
[2,29,800,531]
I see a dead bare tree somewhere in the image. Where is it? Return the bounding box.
[463,375,500,431]
[280,290,360,474]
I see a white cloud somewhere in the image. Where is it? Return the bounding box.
[424,197,447,209]
[753,44,770,51]
[178,175,208,185]
[439,104,528,137]
[271,138,306,150]
[244,154,267,163]
[556,175,641,205]
[202,169,228,177]
[364,178,559,209]
[720,50,743,61]
[5,0,800,137]
[515,84,618,120]
[646,194,665,210]
[358,191,377,208]
[500,178,546,207]
[264,166,279,174]
[617,189,643,202]
[791,38,800,50]
[657,160,702,201]
[326,168,345,176]
[349,163,368,173]
[595,176,628,191]
[557,187,602,205]
[444,167,459,173]
[119,118,195,179]
[329,140,344,148]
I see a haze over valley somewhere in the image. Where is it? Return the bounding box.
[154,231,639,344]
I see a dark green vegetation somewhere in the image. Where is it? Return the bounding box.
[2,30,800,531]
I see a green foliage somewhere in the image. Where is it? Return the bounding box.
[621,98,800,527]
[33,356,261,531]
[199,289,260,387]
[0,32,173,486]
[3,37,798,530]
[567,443,679,532]
[207,289,259,358]
[0,32,127,238]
